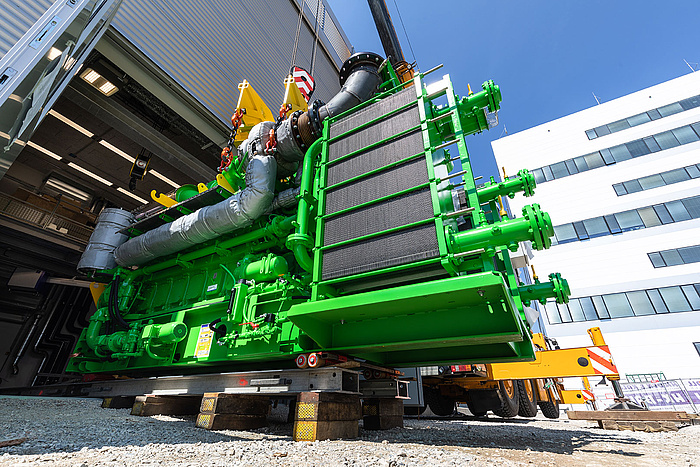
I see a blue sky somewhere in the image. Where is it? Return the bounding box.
[327,0,700,179]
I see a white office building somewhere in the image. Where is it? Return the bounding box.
[492,71,700,380]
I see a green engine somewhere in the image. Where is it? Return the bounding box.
[68,54,569,375]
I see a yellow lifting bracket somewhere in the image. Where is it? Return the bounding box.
[281,74,309,116]
[151,190,177,208]
[234,79,274,143]
[215,173,236,194]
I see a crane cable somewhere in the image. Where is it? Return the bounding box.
[290,0,304,69]
[310,0,322,75]
[392,0,417,68]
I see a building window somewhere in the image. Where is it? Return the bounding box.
[546,283,700,324]
[612,164,700,196]
[532,122,700,185]
[648,245,700,268]
[551,195,700,245]
[585,94,700,140]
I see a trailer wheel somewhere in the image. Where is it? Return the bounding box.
[538,386,560,419]
[492,380,519,418]
[424,387,456,416]
[466,401,487,417]
[517,380,538,417]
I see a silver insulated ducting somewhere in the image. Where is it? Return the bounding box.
[77,208,135,273]
[114,154,276,266]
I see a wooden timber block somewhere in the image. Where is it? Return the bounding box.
[599,420,679,432]
[293,420,359,441]
[102,396,136,409]
[567,410,691,422]
[295,392,361,422]
[293,392,361,441]
[362,398,404,430]
[200,393,270,415]
[196,413,267,431]
[131,395,202,416]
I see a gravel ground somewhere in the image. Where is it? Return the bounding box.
[1,396,698,466]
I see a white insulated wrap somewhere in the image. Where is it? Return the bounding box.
[114,154,277,266]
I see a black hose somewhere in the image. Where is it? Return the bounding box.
[208,318,227,339]
[226,287,236,315]
[109,277,129,330]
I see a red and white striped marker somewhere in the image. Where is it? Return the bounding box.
[586,345,618,375]
[581,389,595,400]
[291,66,315,103]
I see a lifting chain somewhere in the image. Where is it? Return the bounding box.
[264,128,277,156]
[218,108,246,173]
[277,103,292,125]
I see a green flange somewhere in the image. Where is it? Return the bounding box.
[518,272,571,306]
[450,203,553,256]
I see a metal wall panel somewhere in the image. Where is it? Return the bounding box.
[0,0,53,60]
[112,0,351,126]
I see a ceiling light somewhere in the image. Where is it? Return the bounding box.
[82,69,101,83]
[150,170,180,189]
[48,110,94,138]
[27,141,62,160]
[99,140,135,163]
[63,57,76,71]
[99,82,116,94]
[67,162,113,186]
[47,47,62,61]
[117,187,148,204]
[45,178,90,201]
[79,67,119,96]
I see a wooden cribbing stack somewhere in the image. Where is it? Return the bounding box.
[362,398,404,430]
[292,392,362,441]
[196,393,270,430]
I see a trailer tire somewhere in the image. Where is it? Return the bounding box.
[492,380,519,418]
[424,387,456,416]
[466,402,487,417]
[538,387,560,419]
[517,380,538,418]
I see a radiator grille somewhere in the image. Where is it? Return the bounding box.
[327,129,423,187]
[328,105,420,160]
[323,188,433,246]
[320,87,439,282]
[325,158,429,216]
[321,224,440,280]
[329,88,417,138]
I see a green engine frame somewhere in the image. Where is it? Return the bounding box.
[67,67,569,375]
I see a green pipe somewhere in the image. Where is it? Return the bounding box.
[450,204,553,256]
[85,307,128,355]
[518,273,570,305]
[287,138,323,272]
[477,169,535,203]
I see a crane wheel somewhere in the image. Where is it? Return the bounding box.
[493,380,520,418]
[538,386,560,419]
[295,353,309,369]
[517,379,538,417]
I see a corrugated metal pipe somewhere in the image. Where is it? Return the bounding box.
[110,53,383,268]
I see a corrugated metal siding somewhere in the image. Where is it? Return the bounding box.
[0,0,53,60]
[112,0,351,126]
